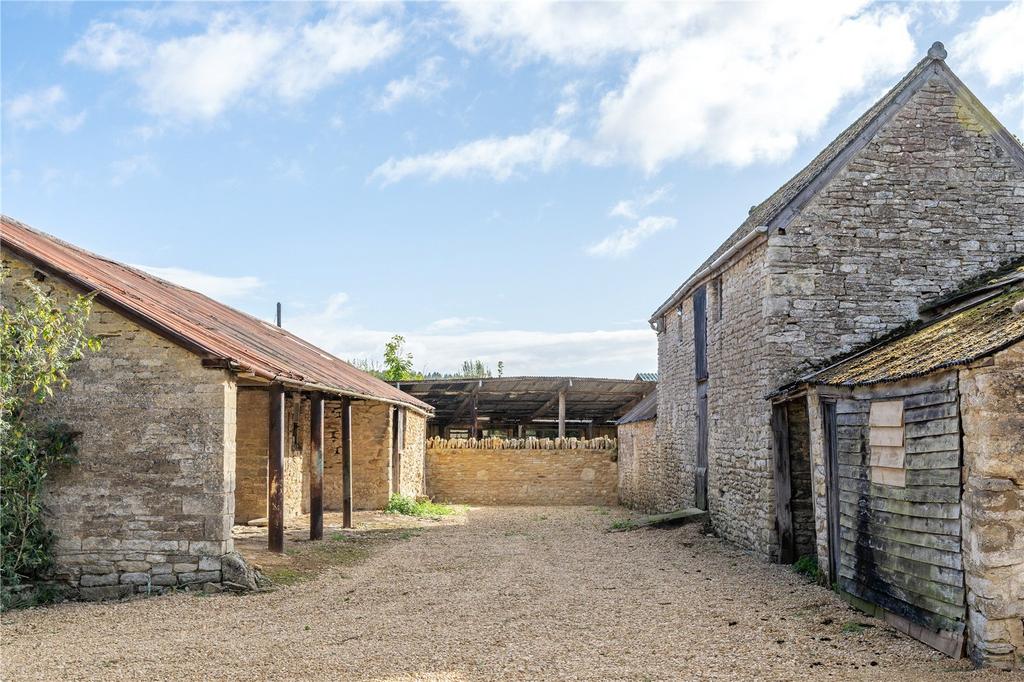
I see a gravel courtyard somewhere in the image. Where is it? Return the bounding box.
[0,507,998,681]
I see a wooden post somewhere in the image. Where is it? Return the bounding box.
[470,392,479,439]
[772,402,795,564]
[586,420,594,440]
[268,383,285,553]
[341,396,353,529]
[557,389,566,439]
[309,392,324,541]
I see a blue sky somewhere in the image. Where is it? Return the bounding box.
[3,1,1022,377]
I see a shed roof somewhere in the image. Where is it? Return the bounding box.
[394,376,653,425]
[650,42,1024,324]
[617,388,657,425]
[634,372,658,382]
[1,216,432,413]
[788,280,1024,389]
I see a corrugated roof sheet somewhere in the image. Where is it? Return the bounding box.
[800,288,1024,387]
[634,372,658,382]
[1,216,432,413]
[617,388,657,425]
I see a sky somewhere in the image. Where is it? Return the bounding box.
[2,1,1022,378]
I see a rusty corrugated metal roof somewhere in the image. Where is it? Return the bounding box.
[1,215,432,414]
[798,288,1024,387]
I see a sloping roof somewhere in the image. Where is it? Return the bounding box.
[617,388,657,425]
[394,376,652,424]
[634,372,657,382]
[0,216,432,413]
[650,42,1024,324]
[794,286,1024,388]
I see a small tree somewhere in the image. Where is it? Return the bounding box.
[382,334,417,381]
[1,276,99,593]
[497,361,504,378]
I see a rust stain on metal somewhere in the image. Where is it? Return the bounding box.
[1,216,431,413]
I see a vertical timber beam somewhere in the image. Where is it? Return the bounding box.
[268,383,286,553]
[772,402,795,564]
[470,392,479,439]
[309,392,324,541]
[557,389,566,439]
[341,396,353,529]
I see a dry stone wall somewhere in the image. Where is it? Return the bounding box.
[398,410,427,497]
[3,257,235,597]
[617,419,657,511]
[325,400,393,510]
[960,343,1024,670]
[655,73,1024,561]
[426,438,617,506]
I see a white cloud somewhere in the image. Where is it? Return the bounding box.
[374,56,450,111]
[586,216,677,259]
[597,3,916,170]
[110,155,156,186]
[450,2,704,65]
[424,316,492,333]
[5,85,86,133]
[609,186,671,220]
[370,127,572,184]
[132,264,263,300]
[450,1,916,172]
[953,0,1024,129]
[65,5,402,122]
[289,319,655,378]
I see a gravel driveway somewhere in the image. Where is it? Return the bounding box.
[0,506,996,681]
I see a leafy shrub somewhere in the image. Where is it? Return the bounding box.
[1,274,98,602]
[383,493,458,518]
[793,554,821,580]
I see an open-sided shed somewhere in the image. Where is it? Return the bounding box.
[1,216,431,597]
[396,375,654,440]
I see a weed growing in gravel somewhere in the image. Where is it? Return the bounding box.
[841,621,873,634]
[793,555,821,581]
[384,493,459,518]
[609,519,639,531]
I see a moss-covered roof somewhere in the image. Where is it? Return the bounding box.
[802,288,1024,387]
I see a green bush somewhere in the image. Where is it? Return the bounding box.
[1,274,98,602]
[383,493,458,518]
[793,554,821,580]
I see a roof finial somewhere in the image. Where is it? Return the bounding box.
[927,41,947,60]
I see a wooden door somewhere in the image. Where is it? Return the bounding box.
[822,401,841,584]
[695,381,708,510]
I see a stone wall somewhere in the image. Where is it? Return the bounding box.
[398,410,427,497]
[3,256,235,597]
[655,71,1024,561]
[765,75,1024,386]
[325,400,393,510]
[234,390,312,522]
[426,441,618,506]
[657,242,777,555]
[960,343,1024,670]
[617,419,657,511]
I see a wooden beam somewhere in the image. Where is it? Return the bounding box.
[772,403,795,564]
[309,392,324,541]
[268,383,285,553]
[341,396,353,529]
[471,392,479,438]
[450,380,483,422]
[530,380,572,420]
[557,389,566,439]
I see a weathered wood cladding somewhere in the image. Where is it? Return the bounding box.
[834,372,965,637]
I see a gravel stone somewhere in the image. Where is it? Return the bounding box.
[0,507,997,680]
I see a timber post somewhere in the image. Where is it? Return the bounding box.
[268,383,286,553]
[341,396,353,529]
[309,392,324,541]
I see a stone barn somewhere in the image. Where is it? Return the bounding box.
[616,388,658,510]
[773,264,1023,667]
[647,42,1024,562]
[0,216,432,598]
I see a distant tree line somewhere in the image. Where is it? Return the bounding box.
[350,335,503,382]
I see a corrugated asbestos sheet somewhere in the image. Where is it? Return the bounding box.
[617,388,657,425]
[807,288,1024,386]
[1,216,432,413]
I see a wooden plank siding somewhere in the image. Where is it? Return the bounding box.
[834,374,965,636]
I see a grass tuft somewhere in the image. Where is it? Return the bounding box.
[384,493,459,518]
[793,555,821,581]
